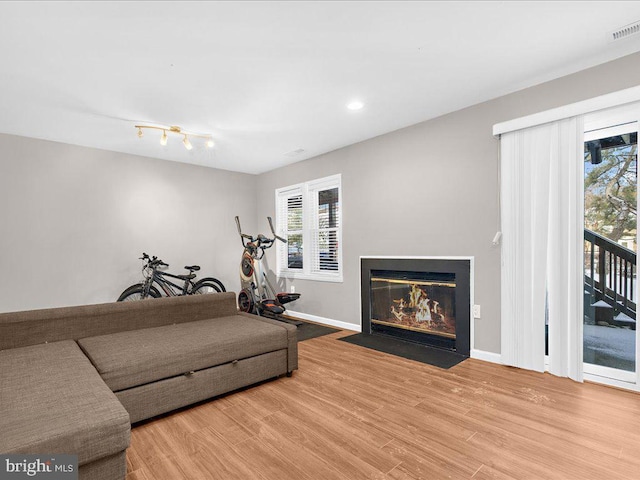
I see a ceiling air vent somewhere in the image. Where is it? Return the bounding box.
[610,21,640,41]
[284,148,305,157]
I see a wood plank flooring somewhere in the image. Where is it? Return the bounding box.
[126,330,640,479]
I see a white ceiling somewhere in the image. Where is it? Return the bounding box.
[1,1,640,174]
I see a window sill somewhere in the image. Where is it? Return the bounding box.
[277,271,343,283]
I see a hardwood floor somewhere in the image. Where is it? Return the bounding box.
[126,330,640,479]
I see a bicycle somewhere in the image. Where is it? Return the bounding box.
[235,216,300,320]
[117,253,226,301]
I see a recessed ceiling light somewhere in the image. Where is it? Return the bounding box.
[347,101,364,111]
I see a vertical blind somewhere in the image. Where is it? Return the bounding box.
[500,117,584,381]
[496,89,640,388]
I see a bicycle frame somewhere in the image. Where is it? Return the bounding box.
[151,270,193,297]
[143,266,193,297]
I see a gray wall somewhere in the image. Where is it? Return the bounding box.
[0,133,257,313]
[3,52,640,351]
[256,51,640,354]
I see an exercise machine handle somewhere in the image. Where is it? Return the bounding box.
[267,216,287,244]
[235,216,254,247]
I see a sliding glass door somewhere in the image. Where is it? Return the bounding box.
[583,112,638,383]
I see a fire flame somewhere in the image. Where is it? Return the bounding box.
[411,284,432,323]
[392,284,442,325]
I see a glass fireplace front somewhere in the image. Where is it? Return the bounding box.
[370,270,457,350]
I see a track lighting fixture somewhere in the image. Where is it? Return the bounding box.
[134,125,214,151]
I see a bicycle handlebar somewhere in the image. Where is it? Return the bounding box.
[140,253,168,269]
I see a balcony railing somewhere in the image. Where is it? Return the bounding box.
[584,228,636,325]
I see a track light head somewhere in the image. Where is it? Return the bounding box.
[137,128,144,138]
[183,135,193,150]
[206,138,214,148]
[160,130,168,146]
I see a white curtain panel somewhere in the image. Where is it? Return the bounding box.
[500,117,584,381]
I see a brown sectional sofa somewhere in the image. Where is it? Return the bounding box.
[0,292,298,480]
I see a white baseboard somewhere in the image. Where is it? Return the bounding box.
[471,349,502,365]
[286,310,361,332]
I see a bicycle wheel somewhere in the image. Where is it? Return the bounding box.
[192,277,226,293]
[117,284,161,301]
[191,280,222,295]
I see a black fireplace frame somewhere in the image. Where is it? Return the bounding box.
[361,257,471,357]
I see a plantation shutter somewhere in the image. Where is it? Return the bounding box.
[309,183,340,274]
[276,186,304,271]
[275,174,342,281]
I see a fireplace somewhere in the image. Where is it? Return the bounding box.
[361,257,471,356]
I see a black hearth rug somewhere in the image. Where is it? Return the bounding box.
[338,333,467,369]
[261,314,341,342]
[296,320,341,342]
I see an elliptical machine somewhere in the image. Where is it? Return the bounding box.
[235,216,301,322]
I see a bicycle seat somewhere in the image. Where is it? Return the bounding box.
[184,265,200,272]
[177,274,197,280]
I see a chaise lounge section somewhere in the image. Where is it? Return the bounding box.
[0,292,298,479]
[0,340,131,479]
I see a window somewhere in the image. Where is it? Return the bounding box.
[275,174,342,282]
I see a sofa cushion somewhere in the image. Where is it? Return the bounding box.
[77,314,289,392]
[0,340,130,465]
[0,292,239,351]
